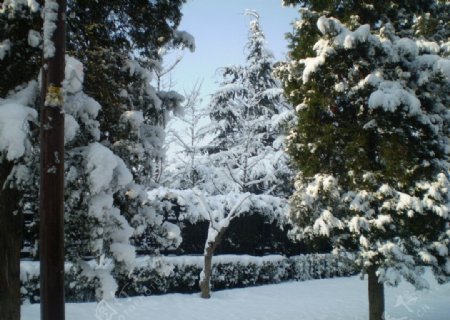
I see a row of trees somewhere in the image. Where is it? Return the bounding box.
[278,0,450,319]
[0,1,192,318]
[1,1,449,319]
[1,1,295,312]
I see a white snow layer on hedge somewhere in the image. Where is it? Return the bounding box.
[134,254,286,269]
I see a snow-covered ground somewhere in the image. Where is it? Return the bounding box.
[22,270,449,320]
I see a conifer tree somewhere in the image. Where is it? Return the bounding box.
[205,10,293,197]
[194,11,293,299]
[0,2,41,318]
[278,1,450,319]
[0,0,192,306]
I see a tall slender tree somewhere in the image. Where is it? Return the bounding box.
[193,11,294,299]
[205,10,293,197]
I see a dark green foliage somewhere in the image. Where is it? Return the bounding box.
[283,0,437,29]
[176,214,306,256]
[278,0,450,293]
[0,4,41,96]
[66,0,187,143]
[217,214,304,256]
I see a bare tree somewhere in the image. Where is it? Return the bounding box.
[164,81,209,189]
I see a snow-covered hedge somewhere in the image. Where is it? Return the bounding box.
[20,254,355,303]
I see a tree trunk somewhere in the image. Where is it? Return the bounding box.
[0,160,22,320]
[200,243,214,299]
[368,267,385,320]
[199,228,226,299]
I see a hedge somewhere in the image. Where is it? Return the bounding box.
[20,253,356,303]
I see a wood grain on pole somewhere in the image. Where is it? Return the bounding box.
[40,1,66,319]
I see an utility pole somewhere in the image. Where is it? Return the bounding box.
[40,0,66,319]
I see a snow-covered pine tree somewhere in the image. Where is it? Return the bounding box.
[111,45,194,257]
[0,82,38,320]
[1,0,193,304]
[0,2,41,318]
[205,10,293,197]
[61,57,138,300]
[277,1,450,319]
[66,1,195,258]
[66,1,194,294]
[192,11,294,299]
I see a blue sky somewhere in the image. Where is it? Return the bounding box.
[165,0,300,99]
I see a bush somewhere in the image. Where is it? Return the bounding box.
[20,253,356,303]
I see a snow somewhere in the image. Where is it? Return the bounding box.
[21,269,450,320]
[85,142,133,194]
[0,39,11,60]
[109,243,136,267]
[313,210,344,236]
[1,0,40,12]
[64,56,84,94]
[120,110,144,129]
[43,0,59,59]
[348,216,370,234]
[174,30,196,52]
[436,58,450,81]
[161,221,182,246]
[64,114,79,143]
[394,38,419,59]
[0,102,37,160]
[416,40,440,54]
[64,92,101,141]
[317,16,343,35]
[27,30,41,48]
[368,81,421,115]
[419,251,438,265]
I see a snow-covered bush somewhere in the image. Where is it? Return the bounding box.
[20,253,356,302]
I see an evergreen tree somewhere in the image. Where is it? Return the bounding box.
[0,81,38,320]
[191,11,294,299]
[0,0,192,304]
[0,2,41,318]
[277,1,450,319]
[205,10,293,197]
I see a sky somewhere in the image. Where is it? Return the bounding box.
[165,0,300,99]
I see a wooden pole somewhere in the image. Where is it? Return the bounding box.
[40,0,66,319]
